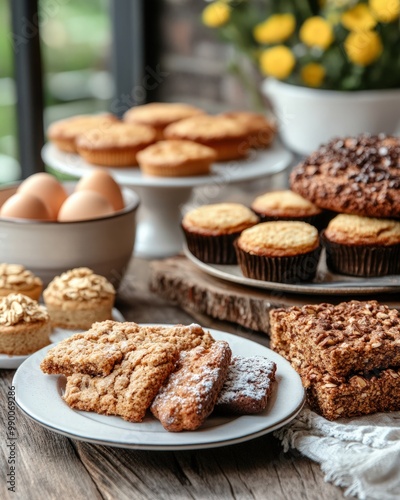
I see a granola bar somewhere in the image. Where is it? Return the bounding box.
[301,365,400,420]
[270,301,400,378]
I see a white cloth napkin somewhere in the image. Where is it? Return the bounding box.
[274,406,400,500]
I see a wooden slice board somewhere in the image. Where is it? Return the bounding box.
[149,256,400,336]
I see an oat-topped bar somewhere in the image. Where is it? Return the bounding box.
[40,321,214,376]
[270,301,400,378]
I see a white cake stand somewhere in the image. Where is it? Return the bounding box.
[42,142,293,258]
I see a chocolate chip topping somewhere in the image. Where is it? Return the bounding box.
[290,134,400,218]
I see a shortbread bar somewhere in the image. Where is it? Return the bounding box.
[215,356,276,414]
[270,301,400,378]
[41,321,214,376]
[151,341,231,431]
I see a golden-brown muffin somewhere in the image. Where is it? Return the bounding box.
[75,122,157,167]
[221,111,276,149]
[123,102,205,139]
[0,264,43,301]
[43,267,115,330]
[251,190,325,228]
[235,221,321,283]
[47,114,118,153]
[322,214,400,276]
[0,293,51,355]
[164,115,251,161]
[182,203,259,264]
[137,140,216,177]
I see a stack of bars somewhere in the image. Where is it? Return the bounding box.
[41,321,276,432]
[270,301,400,420]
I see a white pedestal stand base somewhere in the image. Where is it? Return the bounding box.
[133,186,192,259]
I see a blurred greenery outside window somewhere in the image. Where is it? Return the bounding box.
[0,0,112,184]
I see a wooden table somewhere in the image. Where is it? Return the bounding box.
[0,258,346,500]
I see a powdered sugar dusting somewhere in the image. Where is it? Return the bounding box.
[216,355,276,414]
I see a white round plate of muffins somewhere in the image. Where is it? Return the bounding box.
[13,327,305,450]
[184,246,400,295]
[0,308,124,370]
[42,141,292,188]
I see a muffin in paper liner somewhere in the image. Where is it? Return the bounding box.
[182,226,241,264]
[235,242,321,283]
[321,232,400,277]
[251,211,326,231]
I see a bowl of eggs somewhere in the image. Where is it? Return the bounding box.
[0,170,139,287]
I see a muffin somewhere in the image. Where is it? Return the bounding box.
[0,264,42,300]
[43,268,116,330]
[251,190,325,229]
[221,111,276,149]
[137,140,217,177]
[322,214,400,277]
[235,221,321,283]
[182,203,259,264]
[290,134,400,219]
[164,115,251,161]
[0,293,51,355]
[123,102,204,139]
[76,122,157,167]
[47,114,118,153]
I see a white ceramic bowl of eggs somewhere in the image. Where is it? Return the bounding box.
[0,170,139,287]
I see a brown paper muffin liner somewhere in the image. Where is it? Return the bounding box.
[183,227,241,264]
[321,232,400,277]
[235,243,321,283]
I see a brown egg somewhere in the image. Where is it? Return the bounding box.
[18,173,68,220]
[0,193,52,220]
[58,191,114,222]
[75,170,124,211]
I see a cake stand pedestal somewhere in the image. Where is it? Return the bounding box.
[42,143,293,258]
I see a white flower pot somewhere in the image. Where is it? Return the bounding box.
[262,78,400,155]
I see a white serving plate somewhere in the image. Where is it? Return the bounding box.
[14,326,305,450]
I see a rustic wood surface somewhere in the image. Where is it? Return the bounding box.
[0,258,347,500]
[150,255,400,335]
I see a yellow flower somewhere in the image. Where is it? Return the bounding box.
[341,4,377,31]
[369,0,400,22]
[259,46,296,79]
[345,30,383,65]
[202,2,231,28]
[253,14,296,44]
[299,17,334,50]
[301,63,326,87]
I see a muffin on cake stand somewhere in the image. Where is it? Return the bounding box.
[42,142,292,258]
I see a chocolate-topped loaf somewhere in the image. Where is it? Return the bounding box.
[290,134,400,219]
